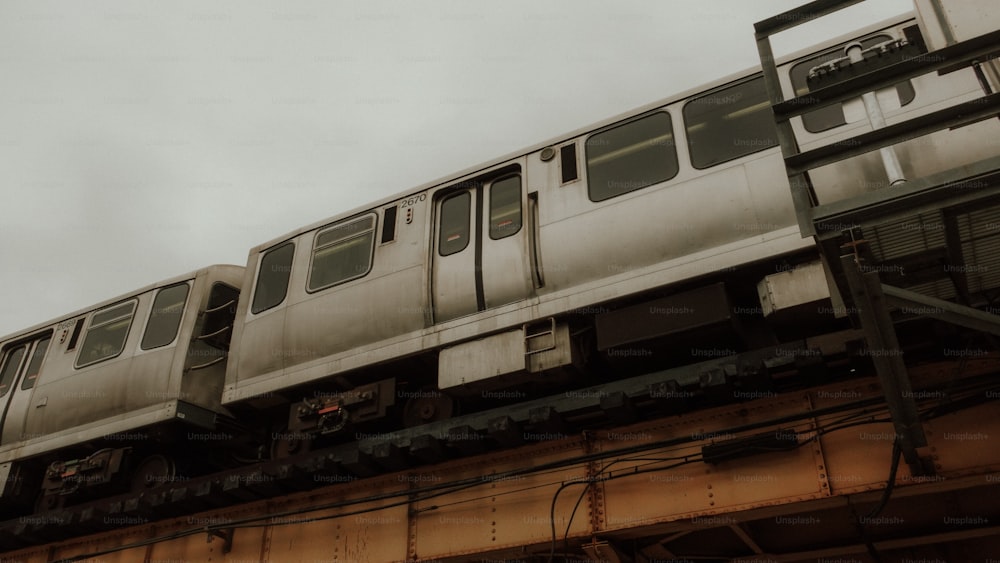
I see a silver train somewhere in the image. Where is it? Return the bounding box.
[2,13,998,514]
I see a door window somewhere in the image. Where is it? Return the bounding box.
[489,175,522,240]
[20,337,50,391]
[141,283,189,350]
[439,191,471,256]
[252,243,294,314]
[0,346,26,398]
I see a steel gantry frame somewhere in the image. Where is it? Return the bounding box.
[2,356,999,562]
[754,0,1000,476]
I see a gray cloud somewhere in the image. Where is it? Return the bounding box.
[0,0,911,336]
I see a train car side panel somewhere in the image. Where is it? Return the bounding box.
[26,296,147,437]
[231,203,431,391]
[0,266,244,466]
[0,334,51,445]
[231,244,293,391]
[535,150,766,294]
[124,281,194,413]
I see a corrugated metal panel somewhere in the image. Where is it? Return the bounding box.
[864,202,1000,302]
[867,212,946,262]
[959,205,1000,295]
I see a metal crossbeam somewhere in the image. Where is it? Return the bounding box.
[840,248,929,474]
[811,156,1000,235]
[785,93,1000,175]
[771,29,1000,120]
[882,284,1000,337]
[754,0,866,37]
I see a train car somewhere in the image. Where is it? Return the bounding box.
[3,7,998,521]
[0,265,243,515]
[222,12,1000,451]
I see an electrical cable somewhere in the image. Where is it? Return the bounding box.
[52,375,999,562]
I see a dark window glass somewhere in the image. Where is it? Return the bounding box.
[141,284,189,350]
[251,243,294,314]
[560,143,578,183]
[489,175,522,240]
[381,206,397,243]
[308,215,376,292]
[684,77,779,169]
[790,35,915,133]
[0,346,26,398]
[586,112,678,202]
[21,337,50,390]
[75,301,137,368]
[439,191,471,256]
[66,318,84,350]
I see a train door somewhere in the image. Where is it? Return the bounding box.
[432,167,533,323]
[0,334,50,445]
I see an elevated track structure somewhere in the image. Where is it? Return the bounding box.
[3,0,1000,560]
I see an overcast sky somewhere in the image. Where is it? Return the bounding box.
[0,0,912,337]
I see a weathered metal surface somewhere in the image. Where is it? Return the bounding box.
[758,261,833,318]
[3,356,997,562]
[594,283,734,352]
[0,266,244,468]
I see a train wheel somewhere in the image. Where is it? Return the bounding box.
[270,428,313,460]
[402,388,456,428]
[130,454,176,492]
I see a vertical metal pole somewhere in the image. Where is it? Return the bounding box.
[840,238,930,476]
[846,43,907,186]
[756,32,819,237]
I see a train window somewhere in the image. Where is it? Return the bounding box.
[790,35,915,133]
[66,318,84,351]
[141,283,190,350]
[560,143,578,183]
[381,205,397,244]
[21,337,50,391]
[251,243,294,314]
[489,175,522,240]
[75,301,137,368]
[308,215,376,292]
[0,346,26,398]
[439,191,471,256]
[684,76,779,169]
[585,112,678,202]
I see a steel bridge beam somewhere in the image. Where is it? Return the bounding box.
[4,358,997,561]
[839,245,929,475]
[882,283,1000,337]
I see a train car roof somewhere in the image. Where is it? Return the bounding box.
[247,12,916,255]
[0,264,244,343]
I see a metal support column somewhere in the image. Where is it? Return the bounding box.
[839,238,930,475]
[755,0,1000,475]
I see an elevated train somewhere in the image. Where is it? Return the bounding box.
[2,12,999,515]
